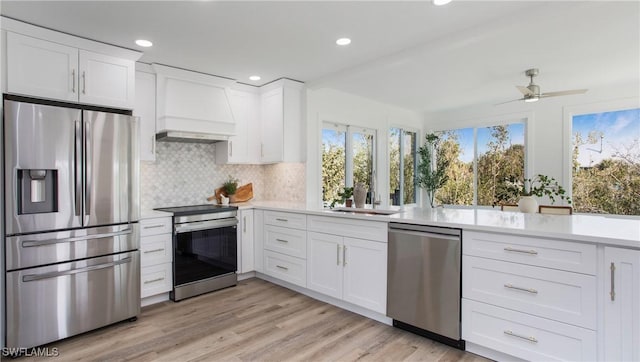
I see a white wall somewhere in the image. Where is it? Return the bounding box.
[423,79,640,199]
[305,87,423,208]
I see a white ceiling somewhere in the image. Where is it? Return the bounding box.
[2,1,638,114]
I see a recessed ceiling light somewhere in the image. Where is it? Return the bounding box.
[432,0,452,5]
[336,38,351,46]
[249,75,261,81]
[135,39,153,47]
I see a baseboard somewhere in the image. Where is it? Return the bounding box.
[256,272,392,326]
[238,271,256,281]
[141,293,170,307]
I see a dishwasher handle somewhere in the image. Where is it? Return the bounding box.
[389,228,461,241]
[389,223,461,239]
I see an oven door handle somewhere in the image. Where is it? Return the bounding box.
[175,218,238,234]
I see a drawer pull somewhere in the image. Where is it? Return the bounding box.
[337,244,341,265]
[504,283,538,294]
[275,218,288,222]
[144,277,165,284]
[504,330,538,343]
[144,224,166,230]
[276,238,289,243]
[504,247,538,255]
[276,265,289,271]
[610,262,616,301]
[144,248,165,254]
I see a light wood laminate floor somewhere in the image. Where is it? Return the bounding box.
[19,278,489,362]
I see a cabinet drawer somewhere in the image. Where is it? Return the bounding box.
[264,250,306,288]
[462,299,596,362]
[140,233,173,267]
[307,215,387,243]
[264,225,306,259]
[140,217,172,236]
[141,262,172,298]
[264,211,306,230]
[463,255,596,329]
[463,230,596,274]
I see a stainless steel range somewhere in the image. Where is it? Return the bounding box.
[154,204,238,301]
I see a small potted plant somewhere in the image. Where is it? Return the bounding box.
[496,174,571,213]
[330,186,354,208]
[222,175,239,203]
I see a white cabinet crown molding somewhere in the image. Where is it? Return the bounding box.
[1,16,142,61]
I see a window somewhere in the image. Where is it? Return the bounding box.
[389,128,417,205]
[321,123,376,206]
[435,121,526,206]
[571,108,639,215]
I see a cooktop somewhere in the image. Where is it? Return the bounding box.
[154,204,238,216]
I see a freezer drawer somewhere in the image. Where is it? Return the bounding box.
[5,223,138,270]
[6,251,140,349]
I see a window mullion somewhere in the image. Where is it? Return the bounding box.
[345,126,354,187]
[399,130,405,206]
[473,127,478,206]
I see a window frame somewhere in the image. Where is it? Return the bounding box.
[433,116,531,208]
[562,98,640,211]
[320,121,377,207]
[389,126,420,207]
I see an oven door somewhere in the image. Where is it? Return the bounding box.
[174,218,238,287]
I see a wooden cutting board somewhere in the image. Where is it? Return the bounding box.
[207,183,254,203]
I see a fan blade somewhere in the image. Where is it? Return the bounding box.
[516,86,534,96]
[540,89,588,98]
[495,98,525,106]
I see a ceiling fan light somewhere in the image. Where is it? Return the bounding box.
[432,0,452,5]
[524,96,539,103]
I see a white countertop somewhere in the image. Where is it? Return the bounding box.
[235,201,640,249]
[141,201,639,249]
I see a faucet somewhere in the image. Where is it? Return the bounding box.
[371,170,380,209]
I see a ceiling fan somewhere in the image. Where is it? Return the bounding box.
[497,68,588,105]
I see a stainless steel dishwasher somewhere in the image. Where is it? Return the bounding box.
[387,222,464,349]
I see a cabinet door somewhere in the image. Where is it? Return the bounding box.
[217,90,251,164]
[260,87,284,163]
[7,32,78,102]
[134,71,156,161]
[604,247,640,362]
[254,210,264,273]
[239,210,255,273]
[79,50,135,109]
[342,237,387,314]
[307,232,343,299]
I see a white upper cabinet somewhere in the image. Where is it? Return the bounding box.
[216,87,260,164]
[5,29,138,109]
[78,50,135,109]
[259,79,304,164]
[134,68,157,161]
[7,32,78,102]
[153,64,236,136]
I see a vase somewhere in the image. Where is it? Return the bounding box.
[229,194,237,204]
[345,199,353,208]
[518,196,538,213]
[353,183,367,209]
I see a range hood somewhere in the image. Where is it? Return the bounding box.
[152,64,236,144]
[155,131,229,144]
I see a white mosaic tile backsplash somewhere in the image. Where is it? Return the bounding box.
[140,142,305,210]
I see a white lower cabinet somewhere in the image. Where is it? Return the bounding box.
[262,212,306,287]
[238,209,255,274]
[307,231,387,314]
[264,250,306,287]
[462,230,597,361]
[603,247,640,362]
[139,216,173,299]
[463,299,596,361]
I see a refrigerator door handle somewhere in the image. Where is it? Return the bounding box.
[84,120,92,215]
[74,120,82,216]
[22,257,132,282]
[21,228,132,248]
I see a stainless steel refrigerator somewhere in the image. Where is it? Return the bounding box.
[3,98,140,349]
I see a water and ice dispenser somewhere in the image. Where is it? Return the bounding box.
[17,169,58,214]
